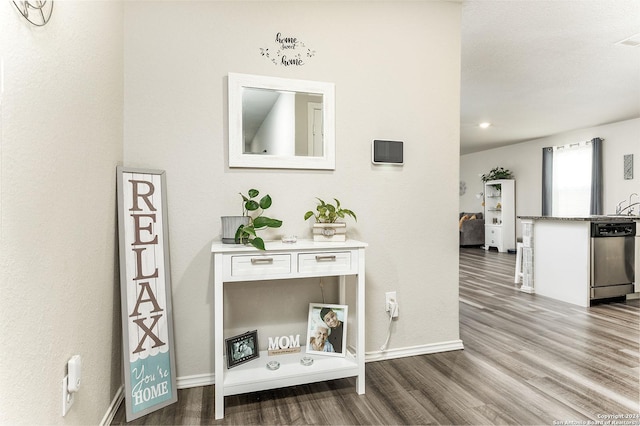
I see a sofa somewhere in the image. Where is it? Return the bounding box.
[459,212,485,246]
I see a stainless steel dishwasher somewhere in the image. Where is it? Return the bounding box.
[590,222,636,301]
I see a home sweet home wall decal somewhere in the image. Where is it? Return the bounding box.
[116,166,178,421]
[260,32,316,66]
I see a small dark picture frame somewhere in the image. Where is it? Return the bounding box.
[225,330,259,368]
[306,303,348,357]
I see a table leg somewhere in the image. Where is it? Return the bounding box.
[356,248,365,394]
[214,254,224,419]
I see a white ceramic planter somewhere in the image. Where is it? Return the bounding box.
[312,222,347,242]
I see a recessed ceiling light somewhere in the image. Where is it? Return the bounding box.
[479,122,491,129]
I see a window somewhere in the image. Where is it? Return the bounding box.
[541,137,603,216]
[552,143,592,216]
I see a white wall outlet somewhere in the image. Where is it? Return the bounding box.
[62,375,75,416]
[62,355,81,416]
[385,291,399,317]
[68,355,81,392]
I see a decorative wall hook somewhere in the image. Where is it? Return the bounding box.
[12,1,53,27]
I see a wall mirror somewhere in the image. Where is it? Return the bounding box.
[228,73,335,170]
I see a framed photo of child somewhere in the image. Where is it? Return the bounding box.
[306,303,348,357]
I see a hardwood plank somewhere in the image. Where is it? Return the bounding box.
[111,247,639,425]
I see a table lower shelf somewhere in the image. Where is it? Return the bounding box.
[223,348,360,396]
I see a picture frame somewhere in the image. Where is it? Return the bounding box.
[624,154,633,180]
[226,330,259,368]
[306,303,348,357]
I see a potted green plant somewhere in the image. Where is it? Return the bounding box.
[481,166,514,191]
[221,188,282,250]
[304,198,357,242]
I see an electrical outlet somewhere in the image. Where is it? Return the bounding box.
[62,375,75,416]
[385,291,394,312]
[385,291,399,317]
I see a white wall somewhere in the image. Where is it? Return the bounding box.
[124,1,462,380]
[0,1,124,424]
[252,92,295,155]
[460,118,640,237]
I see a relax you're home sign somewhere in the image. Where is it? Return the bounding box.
[116,166,178,421]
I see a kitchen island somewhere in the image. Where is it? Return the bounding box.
[517,216,639,307]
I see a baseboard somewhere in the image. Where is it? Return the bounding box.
[103,340,462,421]
[365,339,464,362]
[100,385,124,426]
[177,373,216,389]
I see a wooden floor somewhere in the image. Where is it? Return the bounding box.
[112,247,640,425]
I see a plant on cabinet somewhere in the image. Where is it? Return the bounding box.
[481,166,514,192]
[221,188,282,250]
[304,198,357,242]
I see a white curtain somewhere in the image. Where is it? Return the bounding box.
[551,142,592,216]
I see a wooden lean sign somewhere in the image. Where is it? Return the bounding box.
[116,167,178,421]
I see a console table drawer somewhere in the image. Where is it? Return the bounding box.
[298,251,352,274]
[231,254,291,277]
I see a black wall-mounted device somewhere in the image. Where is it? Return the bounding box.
[372,140,403,165]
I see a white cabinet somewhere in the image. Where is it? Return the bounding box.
[485,225,502,247]
[211,239,367,419]
[484,179,515,252]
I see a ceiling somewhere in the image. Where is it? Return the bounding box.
[460,0,640,154]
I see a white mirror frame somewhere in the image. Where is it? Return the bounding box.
[228,73,336,170]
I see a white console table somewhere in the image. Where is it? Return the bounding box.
[211,239,367,419]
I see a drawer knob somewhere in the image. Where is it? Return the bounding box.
[251,257,274,265]
[315,255,337,262]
